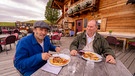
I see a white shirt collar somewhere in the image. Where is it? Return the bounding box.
[86,33,96,38]
[86,33,96,44]
[40,41,44,52]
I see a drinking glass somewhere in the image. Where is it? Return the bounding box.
[68,64,76,76]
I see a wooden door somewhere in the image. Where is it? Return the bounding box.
[76,19,83,32]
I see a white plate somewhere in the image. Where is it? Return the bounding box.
[48,54,71,67]
[81,52,102,62]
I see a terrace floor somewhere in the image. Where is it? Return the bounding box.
[0,37,135,76]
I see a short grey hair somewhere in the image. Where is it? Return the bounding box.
[88,20,98,26]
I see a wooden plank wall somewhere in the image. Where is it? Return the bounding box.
[99,0,135,33]
[62,0,135,33]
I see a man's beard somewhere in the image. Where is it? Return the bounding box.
[35,32,45,40]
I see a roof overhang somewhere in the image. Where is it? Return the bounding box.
[51,0,64,9]
[126,0,135,4]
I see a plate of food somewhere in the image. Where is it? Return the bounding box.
[81,52,102,62]
[48,54,71,67]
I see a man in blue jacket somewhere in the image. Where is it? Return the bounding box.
[14,21,60,76]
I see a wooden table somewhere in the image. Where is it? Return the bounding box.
[32,49,132,76]
[98,32,135,52]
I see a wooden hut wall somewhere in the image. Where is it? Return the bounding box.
[98,0,135,33]
[67,0,135,33]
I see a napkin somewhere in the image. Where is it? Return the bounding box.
[41,63,62,74]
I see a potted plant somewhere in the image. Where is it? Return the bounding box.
[67,8,73,14]
[80,1,86,10]
[109,30,112,35]
[74,4,80,12]
[86,1,92,7]
[83,0,92,8]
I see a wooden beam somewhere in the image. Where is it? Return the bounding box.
[64,0,69,4]
[54,0,64,7]
[51,4,60,9]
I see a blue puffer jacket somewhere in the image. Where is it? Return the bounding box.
[14,33,56,76]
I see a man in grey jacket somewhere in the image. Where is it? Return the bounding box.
[70,20,116,64]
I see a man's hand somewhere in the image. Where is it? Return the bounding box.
[70,50,77,56]
[106,55,116,64]
[55,47,61,52]
[42,53,52,60]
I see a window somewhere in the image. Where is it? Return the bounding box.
[97,20,101,30]
[78,22,81,26]
[84,18,87,28]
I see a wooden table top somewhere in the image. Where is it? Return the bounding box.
[0,34,9,39]
[98,32,135,39]
[32,49,132,76]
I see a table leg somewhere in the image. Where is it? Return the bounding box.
[117,38,126,52]
[0,45,3,52]
[122,39,126,52]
